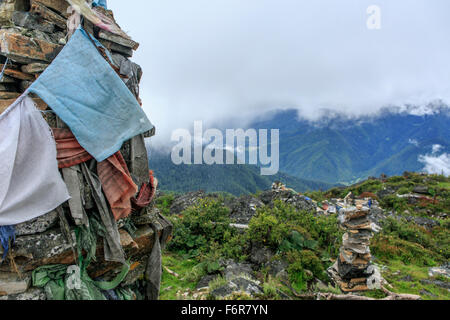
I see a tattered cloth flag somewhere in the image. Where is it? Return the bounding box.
[0,96,70,226]
[28,27,154,162]
[52,128,138,221]
[132,171,158,214]
[92,0,108,9]
[67,0,128,39]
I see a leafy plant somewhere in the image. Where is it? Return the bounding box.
[248,201,343,257]
[155,194,176,216]
[167,198,234,256]
[279,231,318,252]
[285,250,326,292]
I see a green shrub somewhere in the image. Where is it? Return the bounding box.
[261,277,281,300]
[285,250,326,291]
[380,195,408,213]
[372,235,440,267]
[353,180,383,195]
[304,190,327,202]
[167,198,234,256]
[397,187,411,195]
[221,233,249,262]
[248,201,343,257]
[387,176,406,183]
[279,231,318,253]
[381,218,449,261]
[247,210,286,249]
[155,194,175,216]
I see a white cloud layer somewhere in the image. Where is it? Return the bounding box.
[419,145,450,176]
[419,153,450,176]
[108,0,450,144]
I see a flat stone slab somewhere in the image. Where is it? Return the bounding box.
[0,29,62,63]
[0,272,31,296]
[15,210,59,237]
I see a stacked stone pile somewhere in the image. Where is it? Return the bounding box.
[0,0,170,300]
[328,204,382,292]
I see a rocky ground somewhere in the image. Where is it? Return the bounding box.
[155,173,449,300]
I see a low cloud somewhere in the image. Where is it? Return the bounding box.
[109,0,450,145]
[419,145,450,176]
[408,139,419,147]
[432,144,443,154]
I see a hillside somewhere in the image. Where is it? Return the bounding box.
[155,173,450,300]
[149,151,333,196]
[250,108,450,184]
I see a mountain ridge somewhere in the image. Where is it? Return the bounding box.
[148,151,334,196]
[249,108,450,184]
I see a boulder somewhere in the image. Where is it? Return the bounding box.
[376,187,396,199]
[204,259,263,299]
[0,287,45,301]
[420,279,450,290]
[223,260,254,280]
[196,275,218,290]
[229,195,264,225]
[169,191,207,215]
[413,186,430,195]
[265,260,289,278]
[369,206,387,225]
[249,243,275,266]
[429,264,450,279]
[405,216,440,231]
[420,289,438,298]
[210,277,262,299]
[258,189,316,212]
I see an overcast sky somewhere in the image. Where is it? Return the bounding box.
[108,0,450,144]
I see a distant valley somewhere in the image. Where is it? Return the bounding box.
[148,105,450,194]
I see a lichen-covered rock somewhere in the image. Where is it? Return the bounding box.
[0,287,45,301]
[376,186,396,199]
[210,277,263,299]
[405,216,440,231]
[12,11,55,33]
[169,191,207,215]
[369,205,387,225]
[6,228,76,272]
[413,185,430,195]
[132,207,160,226]
[429,264,450,279]
[229,195,264,225]
[15,210,59,236]
[196,275,219,290]
[258,189,316,213]
[264,260,289,279]
[248,243,275,266]
[223,260,254,280]
[120,257,148,287]
[420,279,450,290]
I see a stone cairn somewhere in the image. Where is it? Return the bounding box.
[328,200,382,293]
[0,0,171,300]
